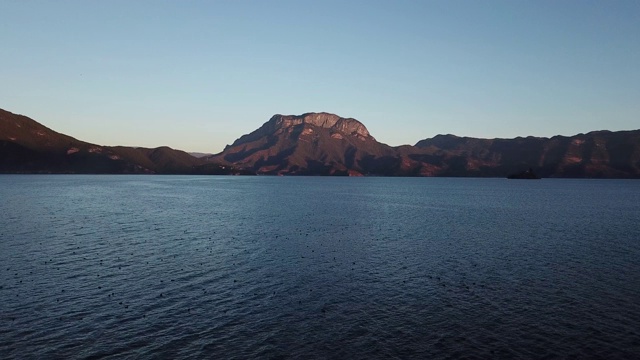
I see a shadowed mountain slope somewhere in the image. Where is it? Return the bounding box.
[0,108,238,174]
[413,131,640,178]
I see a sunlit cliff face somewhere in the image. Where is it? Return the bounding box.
[269,112,373,141]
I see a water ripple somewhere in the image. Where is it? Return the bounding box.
[1,176,639,359]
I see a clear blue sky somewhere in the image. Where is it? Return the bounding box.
[2,0,638,153]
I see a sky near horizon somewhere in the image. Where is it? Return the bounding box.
[1,1,639,153]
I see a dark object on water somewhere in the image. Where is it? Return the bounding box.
[507,168,541,179]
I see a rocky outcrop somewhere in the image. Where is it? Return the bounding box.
[270,113,372,140]
[225,112,373,150]
[209,112,397,175]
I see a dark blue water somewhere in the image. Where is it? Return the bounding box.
[1,175,639,359]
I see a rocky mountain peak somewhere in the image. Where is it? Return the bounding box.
[268,112,372,139]
[225,112,375,149]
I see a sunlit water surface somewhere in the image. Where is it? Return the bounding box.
[1,175,639,359]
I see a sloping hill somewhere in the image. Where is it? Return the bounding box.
[0,108,238,174]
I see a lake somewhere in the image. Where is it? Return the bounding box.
[1,175,639,359]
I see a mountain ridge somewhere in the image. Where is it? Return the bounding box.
[211,112,640,178]
[0,108,245,174]
[2,107,639,177]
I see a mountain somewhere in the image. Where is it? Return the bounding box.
[0,108,243,174]
[208,112,402,175]
[212,112,640,178]
[412,131,640,178]
[2,108,639,177]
